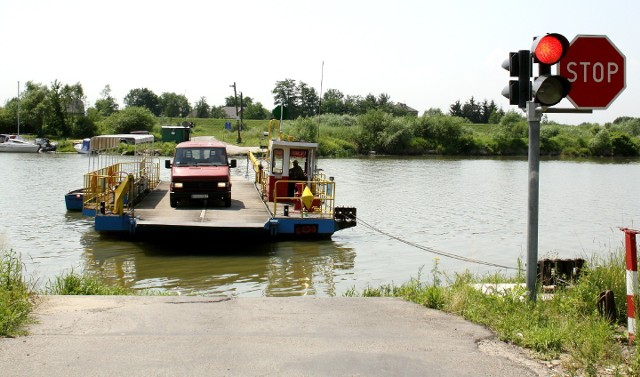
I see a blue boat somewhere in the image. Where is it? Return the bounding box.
[65,188,84,211]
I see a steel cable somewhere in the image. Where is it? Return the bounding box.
[357,218,518,270]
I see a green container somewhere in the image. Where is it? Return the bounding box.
[162,126,191,143]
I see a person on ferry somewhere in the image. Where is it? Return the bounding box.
[289,160,306,180]
[288,160,307,198]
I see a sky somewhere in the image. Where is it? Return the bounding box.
[1,0,638,126]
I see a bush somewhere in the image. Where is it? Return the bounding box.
[0,250,35,337]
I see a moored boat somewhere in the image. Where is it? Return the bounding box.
[65,188,84,211]
[0,134,40,153]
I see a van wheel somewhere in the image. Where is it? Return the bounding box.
[170,197,178,208]
[224,197,231,207]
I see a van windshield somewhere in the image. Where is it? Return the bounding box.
[175,147,227,166]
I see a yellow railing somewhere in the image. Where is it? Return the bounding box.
[247,150,336,218]
[271,179,336,218]
[82,157,160,215]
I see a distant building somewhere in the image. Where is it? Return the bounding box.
[395,103,418,116]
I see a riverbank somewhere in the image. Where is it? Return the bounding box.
[0,295,560,377]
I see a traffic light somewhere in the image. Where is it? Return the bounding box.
[530,33,571,106]
[501,50,531,109]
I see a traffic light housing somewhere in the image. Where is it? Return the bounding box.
[530,33,571,106]
[501,50,531,109]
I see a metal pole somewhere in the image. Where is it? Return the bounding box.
[621,227,639,344]
[238,92,243,144]
[526,101,541,301]
[230,82,240,143]
[318,61,324,141]
[17,81,20,136]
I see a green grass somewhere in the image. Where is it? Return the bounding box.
[0,251,170,337]
[345,253,640,376]
[43,270,139,295]
[0,250,35,337]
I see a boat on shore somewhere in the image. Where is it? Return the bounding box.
[0,134,40,153]
[35,138,58,152]
[73,138,91,154]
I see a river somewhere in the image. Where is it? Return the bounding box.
[1,151,638,296]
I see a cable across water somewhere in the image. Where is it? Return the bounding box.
[357,218,518,271]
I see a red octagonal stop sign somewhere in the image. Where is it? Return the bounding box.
[558,35,626,109]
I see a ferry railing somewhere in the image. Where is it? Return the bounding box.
[247,150,336,218]
[83,157,160,215]
[247,151,268,200]
[271,178,336,218]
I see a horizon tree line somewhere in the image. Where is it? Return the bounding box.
[0,78,508,138]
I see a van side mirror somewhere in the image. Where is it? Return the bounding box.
[230,159,237,168]
[165,159,172,169]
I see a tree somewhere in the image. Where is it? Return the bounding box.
[210,106,227,119]
[43,80,67,137]
[224,96,237,107]
[357,109,393,153]
[194,97,210,118]
[450,97,502,124]
[124,88,160,116]
[15,81,49,135]
[297,81,319,118]
[159,92,191,117]
[243,102,270,120]
[94,85,119,116]
[272,79,298,119]
[461,96,481,123]
[344,94,362,115]
[0,106,15,134]
[449,100,463,118]
[321,89,345,115]
[59,82,85,137]
[423,108,444,117]
[101,106,155,134]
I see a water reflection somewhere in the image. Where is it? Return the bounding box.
[81,231,356,297]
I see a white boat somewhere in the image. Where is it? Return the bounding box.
[73,138,91,154]
[0,134,40,153]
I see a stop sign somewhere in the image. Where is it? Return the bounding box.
[557,35,626,109]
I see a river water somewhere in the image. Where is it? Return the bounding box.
[1,152,639,296]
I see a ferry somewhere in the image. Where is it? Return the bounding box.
[74,125,356,240]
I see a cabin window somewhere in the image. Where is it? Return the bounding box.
[272,148,284,174]
[290,149,308,177]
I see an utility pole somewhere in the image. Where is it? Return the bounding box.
[17,81,20,136]
[239,92,243,143]
[230,82,241,143]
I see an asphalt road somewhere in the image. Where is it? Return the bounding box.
[0,296,562,377]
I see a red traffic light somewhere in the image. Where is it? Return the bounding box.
[531,33,570,65]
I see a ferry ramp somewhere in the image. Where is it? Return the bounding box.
[132,175,272,239]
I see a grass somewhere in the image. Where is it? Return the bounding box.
[0,250,35,337]
[0,250,169,338]
[3,248,640,375]
[345,254,640,376]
